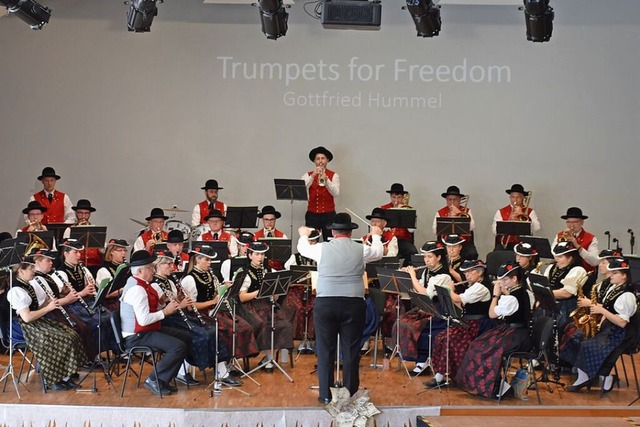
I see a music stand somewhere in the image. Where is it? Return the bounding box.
[16,231,55,251]
[375,267,413,378]
[259,238,292,269]
[290,265,317,355]
[519,236,554,260]
[69,226,107,266]
[385,209,417,229]
[365,257,401,288]
[406,291,445,385]
[274,178,308,240]
[44,223,68,243]
[245,270,295,381]
[225,207,259,231]
[410,254,425,268]
[105,264,131,299]
[436,217,471,237]
[0,238,28,399]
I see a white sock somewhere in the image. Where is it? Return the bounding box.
[498,380,511,396]
[573,368,589,386]
[217,361,229,379]
[178,362,193,377]
[415,362,425,370]
[603,375,614,390]
[434,373,444,382]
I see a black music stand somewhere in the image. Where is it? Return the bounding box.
[259,238,292,269]
[410,254,426,268]
[105,264,131,299]
[274,178,307,240]
[0,238,28,399]
[70,226,107,266]
[385,209,417,229]
[431,285,467,389]
[406,290,444,384]
[290,265,317,355]
[365,257,401,289]
[226,206,259,231]
[45,223,68,243]
[375,266,413,378]
[436,217,471,237]
[16,231,55,251]
[496,221,532,250]
[519,236,554,260]
[245,270,295,381]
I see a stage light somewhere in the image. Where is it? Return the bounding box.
[404,0,441,38]
[0,0,51,30]
[258,0,288,40]
[522,0,554,42]
[127,0,161,33]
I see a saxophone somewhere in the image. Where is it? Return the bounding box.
[570,275,599,339]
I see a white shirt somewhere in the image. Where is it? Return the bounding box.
[8,282,47,312]
[459,281,491,306]
[494,295,520,319]
[544,265,587,296]
[301,171,340,197]
[121,280,165,336]
[297,234,382,264]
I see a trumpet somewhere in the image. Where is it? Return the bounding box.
[33,276,76,327]
[152,230,165,245]
[27,220,44,231]
[317,166,327,187]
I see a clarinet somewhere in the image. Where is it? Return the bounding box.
[163,281,193,331]
[174,280,206,326]
[33,276,76,327]
[53,270,95,316]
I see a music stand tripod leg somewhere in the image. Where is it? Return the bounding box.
[387,295,411,380]
[206,316,251,397]
[228,304,261,387]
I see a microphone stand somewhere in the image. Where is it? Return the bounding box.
[604,231,611,250]
[628,229,635,255]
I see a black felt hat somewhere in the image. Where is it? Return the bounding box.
[37,166,61,181]
[258,205,281,219]
[107,238,129,248]
[153,248,174,260]
[420,241,445,254]
[201,179,223,190]
[145,208,169,221]
[204,209,226,221]
[190,245,217,259]
[308,229,321,241]
[326,213,358,230]
[460,259,486,272]
[59,239,85,251]
[607,258,630,271]
[129,250,157,267]
[72,199,96,212]
[441,185,465,198]
[561,207,588,220]
[166,229,186,243]
[552,241,578,256]
[27,248,57,260]
[308,146,333,162]
[235,231,255,245]
[505,184,528,195]
[598,249,623,259]
[442,234,465,246]
[496,262,520,279]
[366,208,387,221]
[247,241,269,253]
[386,183,408,195]
[22,201,47,214]
[514,242,537,257]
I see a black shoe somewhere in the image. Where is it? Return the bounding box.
[567,379,592,393]
[318,397,331,405]
[70,373,80,380]
[64,378,80,389]
[163,380,178,393]
[47,381,69,391]
[175,373,200,386]
[423,378,446,389]
[220,374,243,387]
[260,357,274,373]
[144,378,171,396]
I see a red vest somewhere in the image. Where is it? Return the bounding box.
[380,202,413,241]
[254,229,285,239]
[201,230,233,242]
[139,229,169,254]
[79,248,102,267]
[133,277,162,333]
[497,205,533,245]
[171,252,190,272]
[32,190,66,224]
[555,229,596,272]
[197,200,226,225]
[306,169,336,214]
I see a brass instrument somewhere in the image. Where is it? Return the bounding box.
[24,233,49,255]
[27,220,44,231]
[77,219,91,226]
[317,166,327,187]
[33,276,76,327]
[400,192,412,209]
[174,280,206,326]
[451,195,470,217]
[534,261,555,274]
[570,277,600,339]
[152,230,164,245]
[513,191,532,222]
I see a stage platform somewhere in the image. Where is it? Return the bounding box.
[1,347,639,426]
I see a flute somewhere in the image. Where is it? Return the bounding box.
[52,270,95,316]
[33,276,76,327]
[174,280,206,326]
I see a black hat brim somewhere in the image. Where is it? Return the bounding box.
[72,206,96,212]
[326,222,359,230]
[441,192,465,198]
[145,215,169,221]
[308,147,333,162]
[22,205,47,214]
[37,174,61,180]
[561,214,588,220]
[258,212,281,219]
[129,254,157,267]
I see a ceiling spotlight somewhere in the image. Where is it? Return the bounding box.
[0,0,51,30]
[522,0,554,42]
[404,0,441,38]
[258,0,288,40]
[127,0,162,33]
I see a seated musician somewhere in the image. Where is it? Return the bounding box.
[238,241,294,372]
[552,207,600,277]
[443,234,468,283]
[182,244,259,365]
[544,241,588,332]
[198,210,238,257]
[221,231,254,283]
[362,208,398,258]
[120,250,189,396]
[165,230,190,275]
[380,183,417,264]
[17,201,49,235]
[563,258,637,393]
[425,260,492,389]
[432,185,477,259]
[63,199,102,275]
[191,179,227,227]
[28,166,75,225]
[491,184,541,250]
[397,241,452,376]
[95,238,130,311]
[456,262,532,398]
[133,208,169,253]
[254,205,288,239]
[7,260,86,391]
[513,242,539,274]
[151,249,242,387]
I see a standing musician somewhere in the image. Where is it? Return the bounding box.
[7,260,86,391]
[238,241,294,372]
[398,241,451,376]
[552,207,600,275]
[29,166,75,225]
[544,241,588,333]
[133,208,169,253]
[198,210,238,257]
[425,260,493,389]
[151,249,242,387]
[492,184,541,250]
[297,213,383,404]
[443,234,468,283]
[95,238,130,311]
[63,199,102,274]
[302,146,340,241]
[362,208,398,257]
[165,230,190,275]
[17,201,49,235]
[254,205,288,239]
[379,183,418,263]
[432,186,477,259]
[456,262,532,399]
[191,179,227,227]
[563,258,637,394]
[119,250,189,396]
[182,244,259,362]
